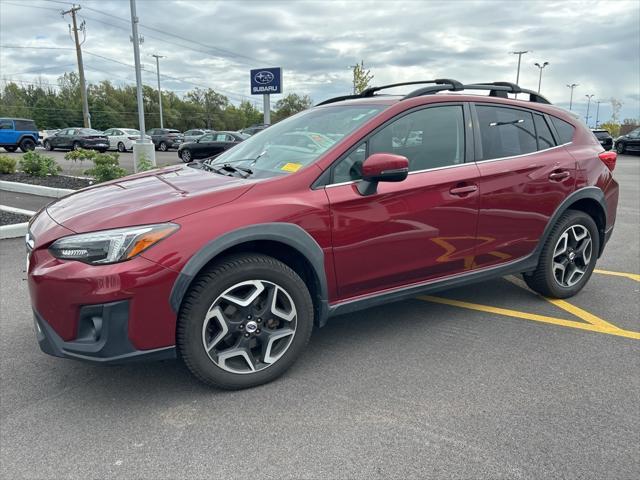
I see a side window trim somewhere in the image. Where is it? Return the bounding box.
[321,102,471,187]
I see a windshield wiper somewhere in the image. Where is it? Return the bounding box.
[208,163,253,178]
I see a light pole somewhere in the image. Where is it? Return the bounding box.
[566,83,579,110]
[534,61,549,93]
[151,54,165,128]
[595,100,602,128]
[510,51,529,98]
[585,94,594,127]
[129,0,155,170]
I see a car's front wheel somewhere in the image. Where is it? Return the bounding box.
[177,254,314,389]
[523,210,599,298]
[616,142,625,154]
[180,149,192,163]
[43,140,54,151]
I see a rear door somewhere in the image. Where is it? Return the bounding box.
[471,104,576,268]
[325,103,481,300]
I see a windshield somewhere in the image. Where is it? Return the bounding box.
[207,105,385,177]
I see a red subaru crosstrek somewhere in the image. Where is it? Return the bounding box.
[27,80,619,389]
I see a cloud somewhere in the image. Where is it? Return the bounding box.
[0,0,638,120]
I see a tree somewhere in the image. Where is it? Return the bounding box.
[609,98,622,124]
[272,93,313,122]
[351,60,374,94]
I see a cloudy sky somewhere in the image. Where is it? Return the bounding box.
[1,0,639,122]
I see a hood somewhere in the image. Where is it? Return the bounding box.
[47,165,253,233]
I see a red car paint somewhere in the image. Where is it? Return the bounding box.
[27,93,619,357]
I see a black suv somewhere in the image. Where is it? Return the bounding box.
[240,124,270,136]
[146,128,184,151]
[592,129,613,151]
[615,128,640,154]
[0,118,38,152]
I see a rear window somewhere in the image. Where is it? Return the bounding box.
[14,119,37,131]
[593,131,610,140]
[550,117,575,144]
[534,114,556,150]
[80,129,102,135]
[476,105,537,160]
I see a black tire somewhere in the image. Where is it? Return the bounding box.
[181,149,192,163]
[159,141,168,152]
[72,141,81,151]
[98,149,107,153]
[523,210,599,298]
[117,142,126,153]
[3,146,17,152]
[177,254,314,389]
[19,138,36,152]
[43,140,54,151]
[616,142,625,154]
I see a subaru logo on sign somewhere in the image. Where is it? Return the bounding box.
[254,71,274,85]
[250,67,282,95]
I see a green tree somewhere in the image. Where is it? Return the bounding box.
[272,93,313,123]
[351,60,374,94]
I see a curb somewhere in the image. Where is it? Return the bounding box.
[0,205,37,216]
[0,180,75,198]
[0,222,28,239]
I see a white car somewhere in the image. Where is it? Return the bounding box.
[102,128,149,152]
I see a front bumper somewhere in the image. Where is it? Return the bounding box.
[34,301,176,364]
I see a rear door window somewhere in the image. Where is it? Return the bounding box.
[550,117,575,144]
[476,105,537,160]
[534,114,556,150]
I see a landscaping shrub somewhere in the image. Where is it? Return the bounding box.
[19,151,61,176]
[65,148,127,183]
[0,154,17,174]
[136,151,154,172]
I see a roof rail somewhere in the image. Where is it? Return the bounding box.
[316,78,463,106]
[317,80,551,106]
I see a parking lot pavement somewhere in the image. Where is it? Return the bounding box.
[0,148,182,175]
[0,157,638,479]
[0,191,51,212]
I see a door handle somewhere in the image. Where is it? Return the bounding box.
[549,170,571,181]
[449,184,478,196]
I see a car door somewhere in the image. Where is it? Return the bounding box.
[53,128,72,148]
[188,133,212,158]
[203,133,231,157]
[324,103,481,300]
[103,129,115,149]
[471,104,577,268]
[627,129,640,151]
[0,119,14,145]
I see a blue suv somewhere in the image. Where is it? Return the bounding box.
[0,118,39,152]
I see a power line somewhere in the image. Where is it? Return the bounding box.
[1,1,61,12]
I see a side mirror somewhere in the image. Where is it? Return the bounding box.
[357,153,409,195]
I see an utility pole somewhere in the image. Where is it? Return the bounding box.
[510,51,529,98]
[151,54,165,128]
[595,100,602,128]
[348,64,358,94]
[566,83,579,110]
[129,0,155,170]
[534,61,549,93]
[585,94,594,127]
[62,5,90,128]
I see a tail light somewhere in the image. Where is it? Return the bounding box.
[599,151,617,171]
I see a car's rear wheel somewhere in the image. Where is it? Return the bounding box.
[523,210,599,298]
[159,141,168,152]
[177,254,314,389]
[72,141,81,151]
[19,138,36,152]
[181,149,192,163]
[4,146,17,152]
[43,140,54,151]
[117,142,126,153]
[616,142,625,154]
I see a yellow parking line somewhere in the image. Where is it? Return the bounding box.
[594,269,640,282]
[544,298,624,333]
[418,295,640,340]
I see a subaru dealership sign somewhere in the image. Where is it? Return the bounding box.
[250,67,282,95]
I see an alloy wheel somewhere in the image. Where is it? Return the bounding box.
[201,280,297,374]
[552,225,592,287]
[118,142,125,152]
[182,150,191,162]
[159,142,168,151]
[616,143,625,154]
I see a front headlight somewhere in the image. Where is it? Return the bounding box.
[49,223,179,265]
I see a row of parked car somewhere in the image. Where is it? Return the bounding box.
[0,118,270,159]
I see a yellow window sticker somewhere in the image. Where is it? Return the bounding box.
[281,162,302,172]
